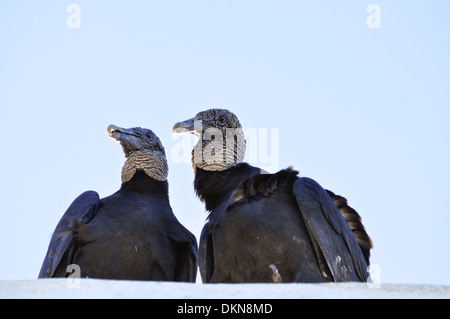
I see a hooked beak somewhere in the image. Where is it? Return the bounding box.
[107,124,142,157]
[107,124,138,142]
[107,124,125,140]
[172,115,202,135]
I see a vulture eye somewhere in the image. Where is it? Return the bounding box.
[145,132,154,139]
[218,116,227,125]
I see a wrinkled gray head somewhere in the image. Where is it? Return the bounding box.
[172,108,242,137]
[173,108,246,172]
[108,125,166,158]
[108,124,168,182]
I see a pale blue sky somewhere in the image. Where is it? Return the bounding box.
[1,1,449,285]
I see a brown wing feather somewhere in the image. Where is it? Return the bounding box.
[326,190,373,264]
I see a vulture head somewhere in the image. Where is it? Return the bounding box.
[107,124,168,182]
[173,108,246,172]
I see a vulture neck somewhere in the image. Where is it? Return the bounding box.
[193,163,261,211]
[191,131,246,173]
[121,149,168,184]
[120,169,169,199]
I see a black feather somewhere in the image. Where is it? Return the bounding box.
[326,190,373,264]
[39,169,198,282]
[197,165,370,283]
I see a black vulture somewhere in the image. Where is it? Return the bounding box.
[173,108,372,283]
[38,125,198,282]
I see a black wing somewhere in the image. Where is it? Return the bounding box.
[168,224,199,283]
[198,222,214,283]
[293,178,369,282]
[38,191,100,278]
